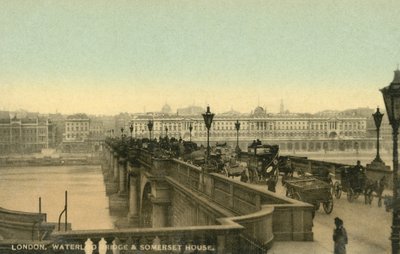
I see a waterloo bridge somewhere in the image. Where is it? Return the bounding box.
[0,136,319,253]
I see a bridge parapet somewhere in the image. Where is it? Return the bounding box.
[51,222,244,254]
[167,158,314,243]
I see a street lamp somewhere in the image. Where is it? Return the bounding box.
[165,126,168,138]
[235,120,241,154]
[372,107,384,163]
[380,68,400,254]
[189,123,193,142]
[202,106,215,163]
[147,120,154,141]
[129,124,133,140]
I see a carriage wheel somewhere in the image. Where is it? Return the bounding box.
[347,188,354,202]
[293,192,302,201]
[323,197,334,214]
[334,182,342,199]
[286,188,294,198]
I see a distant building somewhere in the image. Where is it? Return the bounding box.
[48,113,66,147]
[114,113,132,136]
[89,119,104,140]
[64,113,90,142]
[0,111,54,154]
[131,107,374,152]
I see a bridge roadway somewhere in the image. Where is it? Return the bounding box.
[243,176,391,254]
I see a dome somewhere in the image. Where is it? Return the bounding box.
[253,106,266,116]
[161,104,172,114]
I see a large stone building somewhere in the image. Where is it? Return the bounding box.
[130,107,375,152]
[0,111,55,154]
[64,113,90,142]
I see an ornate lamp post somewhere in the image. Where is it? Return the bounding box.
[381,68,400,254]
[235,120,241,154]
[202,106,215,163]
[147,120,154,141]
[373,107,384,163]
[129,124,133,140]
[189,123,193,142]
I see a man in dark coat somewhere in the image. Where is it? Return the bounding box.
[333,217,348,254]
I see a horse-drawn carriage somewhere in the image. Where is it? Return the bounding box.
[247,143,280,183]
[333,165,385,206]
[285,176,334,217]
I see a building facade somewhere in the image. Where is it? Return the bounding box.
[0,111,55,154]
[130,111,374,152]
[63,113,90,142]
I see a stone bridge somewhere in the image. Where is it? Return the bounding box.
[48,139,314,253]
[0,138,317,253]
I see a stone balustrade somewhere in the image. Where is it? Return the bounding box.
[51,222,243,254]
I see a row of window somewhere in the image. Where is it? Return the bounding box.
[66,122,89,126]
[66,127,88,131]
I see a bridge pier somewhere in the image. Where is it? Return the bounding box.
[118,157,128,195]
[113,152,119,182]
[103,149,118,196]
[127,169,140,226]
[108,153,129,218]
[109,147,114,178]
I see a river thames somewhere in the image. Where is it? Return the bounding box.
[0,165,116,230]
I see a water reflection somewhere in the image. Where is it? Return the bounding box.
[0,165,117,230]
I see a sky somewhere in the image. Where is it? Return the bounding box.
[1,0,400,115]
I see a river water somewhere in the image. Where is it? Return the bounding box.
[0,165,116,230]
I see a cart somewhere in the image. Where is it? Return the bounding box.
[333,165,373,204]
[285,177,334,216]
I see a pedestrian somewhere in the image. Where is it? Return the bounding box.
[333,217,348,254]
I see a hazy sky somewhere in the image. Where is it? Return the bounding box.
[1,0,400,115]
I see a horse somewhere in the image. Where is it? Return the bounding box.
[364,176,386,206]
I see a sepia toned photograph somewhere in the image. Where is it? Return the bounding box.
[0,1,399,253]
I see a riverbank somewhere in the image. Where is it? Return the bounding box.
[0,153,102,167]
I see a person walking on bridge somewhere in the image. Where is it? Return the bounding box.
[333,217,348,254]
